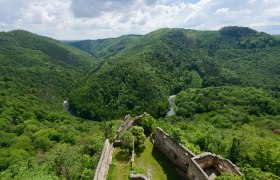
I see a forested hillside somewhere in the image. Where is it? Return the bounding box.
[0,30,120,179]
[69,27,280,120]
[1,27,280,179]
[70,35,141,58]
[158,86,280,179]
[67,26,280,179]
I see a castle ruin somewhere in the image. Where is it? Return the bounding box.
[153,127,242,180]
[93,115,242,180]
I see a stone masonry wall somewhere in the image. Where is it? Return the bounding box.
[193,153,242,177]
[94,114,148,180]
[153,127,208,179]
[94,116,241,180]
[93,139,113,180]
[114,113,148,146]
[187,159,209,180]
[153,127,241,180]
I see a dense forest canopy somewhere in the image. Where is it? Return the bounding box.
[0,30,120,179]
[68,26,280,120]
[0,26,280,179]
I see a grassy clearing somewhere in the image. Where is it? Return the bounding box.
[108,137,182,180]
[107,148,131,180]
[134,137,182,180]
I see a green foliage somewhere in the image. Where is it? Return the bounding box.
[242,166,280,180]
[46,143,84,179]
[139,116,156,135]
[0,30,120,179]
[219,26,278,49]
[132,164,146,175]
[175,86,280,120]
[216,173,242,180]
[219,26,258,38]
[69,26,280,121]
[70,35,140,58]
[131,126,146,153]
[159,116,280,177]
[120,131,134,150]
[34,136,53,151]
[69,60,169,120]
[158,86,280,177]
[1,27,280,179]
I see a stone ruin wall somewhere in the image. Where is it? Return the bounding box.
[153,127,208,179]
[130,174,148,180]
[153,127,241,180]
[93,139,113,180]
[93,116,241,180]
[193,153,242,177]
[114,113,148,145]
[93,113,148,180]
[153,127,195,170]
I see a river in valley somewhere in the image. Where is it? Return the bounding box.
[166,95,176,116]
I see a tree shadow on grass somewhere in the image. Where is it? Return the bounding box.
[152,146,183,180]
[115,149,131,162]
[135,146,145,157]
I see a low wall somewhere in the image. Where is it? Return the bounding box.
[130,174,148,180]
[93,139,113,180]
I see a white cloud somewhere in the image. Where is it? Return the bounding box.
[0,0,279,39]
[215,8,229,15]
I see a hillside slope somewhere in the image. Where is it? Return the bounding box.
[0,30,94,103]
[0,30,118,179]
[68,26,280,179]
[70,35,141,58]
[69,27,280,120]
[1,27,279,179]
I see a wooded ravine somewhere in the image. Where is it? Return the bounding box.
[0,26,279,179]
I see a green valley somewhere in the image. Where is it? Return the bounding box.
[0,30,121,179]
[0,26,280,179]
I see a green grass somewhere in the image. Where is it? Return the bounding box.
[107,148,131,180]
[108,137,182,180]
[134,137,182,180]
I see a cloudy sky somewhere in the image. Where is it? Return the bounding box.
[0,0,279,40]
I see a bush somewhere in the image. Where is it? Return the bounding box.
[120,131,133,150]
[131,126,146,153]
[139,116,156,135]
[132,164,146,175]
[34,136,53,151]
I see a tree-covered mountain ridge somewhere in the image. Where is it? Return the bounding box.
[0,27,279,179]
[69,26,280,179]
[68,26,280,120]
[0,29,118,179]
[70,26,279,58]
